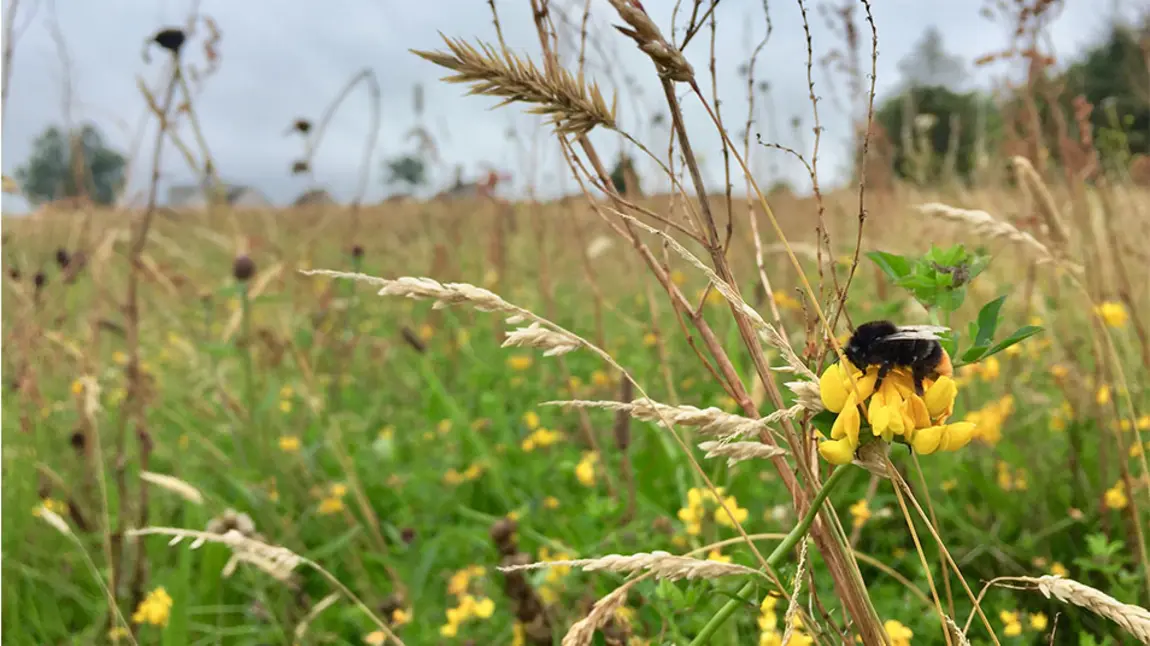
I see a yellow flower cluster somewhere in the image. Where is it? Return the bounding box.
[278,435,301,452]
[522,428,562,452]
[1104,480,1128,510]
[883,620,913,646]
[318,483,347,515]
[1095,301,1128,328]
[817,360,973,465]
[757,602,814,646]
[1000,609,1049,636]
[996,462,1029,491]
[132,586,173,627]
[575,452,598,487]
[676,487,749,536]
[966,395,1014,445]
[849,499,871,530]
[439,594,495,637]
[444,463,484,485]
[32,498,69,518]
[507,355,533,371]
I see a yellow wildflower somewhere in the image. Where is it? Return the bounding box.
[591,370,611,388]
[278,436,301,452]
[849,499,871,530]
[1029,612,1048,631]
[707,549,731,563]
[544,496,560,510]
[909,421,976,455]
[884,619,913,646]
[1050,562,1068,577]
[279,400,292,413]
[418,323,434,341]
[32,498,69,517]
[438,419,452,435]
[1095,301,1128,328]
[507,355,533,371]
[1104,481,1128,510]
[575,452,598,487]
[279,384,294,399]
[1000,610,1022,636]
[522,428,562,452]
[132,587,173,626]
[978,356,1000,380]
[671,270,686,286]
[318,497,344,514]
[642,332,658,347]
[113,351,128,365]
[1096,385,1111,405]
[523,411,540,430]
[772,291,801,311]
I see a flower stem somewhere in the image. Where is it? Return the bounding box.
[688,466,852,645]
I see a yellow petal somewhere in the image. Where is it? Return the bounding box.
[904,394,931,430]
[938,422,976,452]
[831,395,860,444]
[820,363,849,412]
[924,376,957,419]
[818,438,855,465]
[911,425,944,455]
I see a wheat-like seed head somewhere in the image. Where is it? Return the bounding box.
[140,471,204,505]
[411,34,616,136]
[130,527,302,582]
[786,380,824,414]
[1010,156,1070,247]
[697,440,787,466]
[606,0,695,82]
[37,505,73,537]
[562,579,640,646]
[499,550,763,581]
[1020,576,1150,643]
[544,398,798,443]
[502,321,583,356]
[915,202,1080,273]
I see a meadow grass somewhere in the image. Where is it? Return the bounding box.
[3,181,1148,645]
[4,1,1150,644]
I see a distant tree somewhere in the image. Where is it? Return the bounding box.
[1063,19,1150,164]
[875,86,1002,184]
[15,123,126,206]
[609,155,641,196]
[384,153,427,191]
[896,26,968,91]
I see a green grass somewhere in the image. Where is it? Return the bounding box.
[2,203,1147,646]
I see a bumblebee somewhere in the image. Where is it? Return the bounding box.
[843,320,953,396]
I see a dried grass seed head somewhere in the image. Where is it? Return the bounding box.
[411,34,616,136]
[607,0,695,82]
[500,550,762,582]
[233,255,257,282]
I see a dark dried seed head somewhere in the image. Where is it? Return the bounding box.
[290,159,310,175]
[400,526,416,543]
[55,247,71,269]
[70,430,87,451]
[351,244,365,259]
[33,271,46,289]
[152,28,186,55]
[7,266,19,281]
[232,255,256,281]
[288,118,312,134]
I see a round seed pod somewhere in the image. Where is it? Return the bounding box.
[232,255,256,282]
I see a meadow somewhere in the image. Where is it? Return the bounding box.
[3,2,1150,645]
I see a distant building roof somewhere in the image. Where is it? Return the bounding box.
[168,181,271,209]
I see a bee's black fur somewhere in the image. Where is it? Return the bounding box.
[844,320,944,396]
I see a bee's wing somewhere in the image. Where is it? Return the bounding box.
[882,325,950,342]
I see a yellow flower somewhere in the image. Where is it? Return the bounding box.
[279,384,294,399]
[978,356,1000,380]
[507,355,533,371]
[642,332,658,347]
[1095,301,1128,328]
[1051,364,1069,380]
[714,495,748,527]
[1029,612,1048,631]
[1050,562,1068,577]
[522,428,562,452]
[113,351,128,365]
[278,435,301,452]
[33,498,69,517]
[849,499,871,529]
[1097,385,1111,405]
[544,496,560,510]
[591,370,611,388]
[869,380,908,440]
[132,587,173,626]
[523,411,540,430]
[439,622,458,637]
[1104,481,1128,510]
[279,400,292,413]
[330,483,348,497]
[71,379,84,395]
[706,549,731,563]
[883,619,913,646]
[772,291,801,311]
[418,323,434,341]
[438,419,452,435]
[473,596,495,619]
[318,497,344,514]
[818,437,855,465]
[923,375,957,420]
[511,623,526,646]
[966,395,1014,446]
[575,452,598,487]
[671,270,686,286]
[108,626,131,642]
[1003,621,1022,637]
[909,422,976,455]
[819,361,876,413]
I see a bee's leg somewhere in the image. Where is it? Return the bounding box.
[875,362,893,390]
[912,368,927,396]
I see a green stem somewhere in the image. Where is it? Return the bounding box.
[236,282,252,468]
[689,466,852,645]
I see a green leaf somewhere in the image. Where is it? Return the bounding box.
[866,251,911,281]
[973,295,1007,348]
[810,409,836,436]
[935,289,966,312]
[979,325,1043,361]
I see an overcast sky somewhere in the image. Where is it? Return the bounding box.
[0,0,1140,212]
